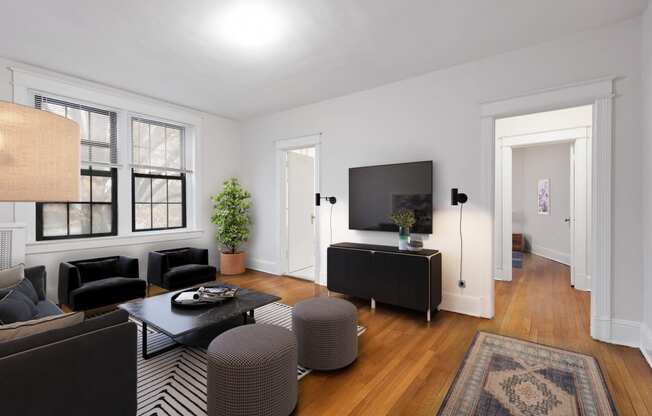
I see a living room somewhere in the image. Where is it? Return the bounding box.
[1,1,652,415]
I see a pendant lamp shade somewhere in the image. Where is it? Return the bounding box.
[0,101,80,202]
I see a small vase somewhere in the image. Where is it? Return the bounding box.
[398,226,410,250]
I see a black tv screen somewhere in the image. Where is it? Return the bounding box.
[349,161,433,234]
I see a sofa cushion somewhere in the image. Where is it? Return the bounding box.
[0,311,83,342]
[34,300,63,318]
[12,278,39,305]
[70,277,146,310]
[0,264,24,292]
[0,289,37,324]
[76,258,120,284]
[166,249,193,268]
[163,264,217,290]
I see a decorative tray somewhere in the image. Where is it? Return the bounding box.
[171,286,238,308]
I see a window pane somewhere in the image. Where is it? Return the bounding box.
[92,176,112,202]
[168,204,183,228]
[134,177,151,203]
[44,102,65,116]
[135,204,151,230]
[90,146,111,164]
[80,144,91,162]
[42,204,67,237]
[69,204,91,235]
[150,125,166,167]
[152,178,167,203]
[168,179,182,203]
[90,112,110,143]
[137,122,151,166]
[67,108,89,140]
[166,128,182,169]
[152,204,167,229]
[80,176,91,202]
[92,204,112,234]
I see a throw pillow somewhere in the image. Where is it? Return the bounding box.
[0,264,24,291]
[0,312,84,342]
[12,278,39,305]
[166,250,193,268]
[76,258,120,283]
[0,289,37,324]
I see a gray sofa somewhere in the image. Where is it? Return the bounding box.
[0,266,137,416]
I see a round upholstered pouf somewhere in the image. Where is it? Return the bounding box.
[292,297,358,370]
[206,324,297,416]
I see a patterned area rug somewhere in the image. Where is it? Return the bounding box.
[438,332,616,416]
[136,302,366,416]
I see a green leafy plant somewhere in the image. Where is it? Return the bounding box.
[211,178,252,254]
[390,208,416,230]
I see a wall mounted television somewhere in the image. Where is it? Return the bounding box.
[349,161,433,234]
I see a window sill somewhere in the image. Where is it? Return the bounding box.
[25,229,205,255]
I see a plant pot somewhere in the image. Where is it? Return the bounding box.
[220,251,246,275]
[398,226,410,250]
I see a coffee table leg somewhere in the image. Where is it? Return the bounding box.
[142,322,179,360]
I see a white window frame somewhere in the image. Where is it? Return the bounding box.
[10,67,203,254]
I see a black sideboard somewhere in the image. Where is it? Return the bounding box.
[327,242,442,321]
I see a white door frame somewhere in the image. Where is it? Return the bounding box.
[495,126,591,291]
[275,134,322,282]
[480,77,614,342]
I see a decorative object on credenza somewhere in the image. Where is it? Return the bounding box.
[211,178,252,275]
[538,178,550,215]
[437,332,616,416]
[0,101,81,202]
[390,208,416,250]
[451,188,468,288]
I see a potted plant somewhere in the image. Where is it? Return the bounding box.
[390,208,416,250]
[211,178,252,275]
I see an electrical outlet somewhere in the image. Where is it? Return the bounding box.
[458,280,466,289]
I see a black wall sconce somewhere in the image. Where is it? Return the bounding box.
[451,188,468,205]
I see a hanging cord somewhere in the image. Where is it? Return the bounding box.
[459,203,465,288]
[329,203,334,245]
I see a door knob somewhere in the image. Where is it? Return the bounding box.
[564,218,571,223]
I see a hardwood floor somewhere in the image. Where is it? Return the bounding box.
[217,253,652,415]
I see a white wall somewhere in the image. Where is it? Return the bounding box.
[240,18,644,322]
[512,143,571,264]
[0,57,241,301]
[641,4,652,364]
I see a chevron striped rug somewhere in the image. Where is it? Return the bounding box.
[136,301,366,416]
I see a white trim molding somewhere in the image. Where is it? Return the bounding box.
[246,257,281,276]
[482,77,616,344]
[641,323,652,368]
[529,245,571,266]
[439,292,486,318]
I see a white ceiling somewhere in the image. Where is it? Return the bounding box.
[0,0,647,119]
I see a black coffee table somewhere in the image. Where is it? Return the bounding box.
[118,283,280,359]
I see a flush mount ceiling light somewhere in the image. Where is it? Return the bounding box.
[218,2,286,50]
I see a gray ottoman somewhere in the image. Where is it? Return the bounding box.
[206,324,297,416]
[292,297,358,370]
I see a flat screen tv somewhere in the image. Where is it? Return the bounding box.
[349,161,433,234]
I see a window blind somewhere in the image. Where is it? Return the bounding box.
[35,95,118,165]
[131,117,189,174]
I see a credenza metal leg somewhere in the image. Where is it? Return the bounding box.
[426,310,431,322]
[371,298,376,309]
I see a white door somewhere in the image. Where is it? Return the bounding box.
[570,138,590,291]
[287,150,315,278]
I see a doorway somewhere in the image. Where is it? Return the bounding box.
[496,105,592,290]
[276,134,322,283]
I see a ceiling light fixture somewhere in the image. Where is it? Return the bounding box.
[218,2,286,50]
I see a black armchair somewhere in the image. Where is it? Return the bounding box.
[147,247,216,290]
[59,256,146,310]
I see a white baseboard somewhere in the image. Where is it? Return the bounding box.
[610,319,641,348]
[641,323,652,368]
[439,292,487,318]
[246,258,280,275]
[529,244,570,266]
